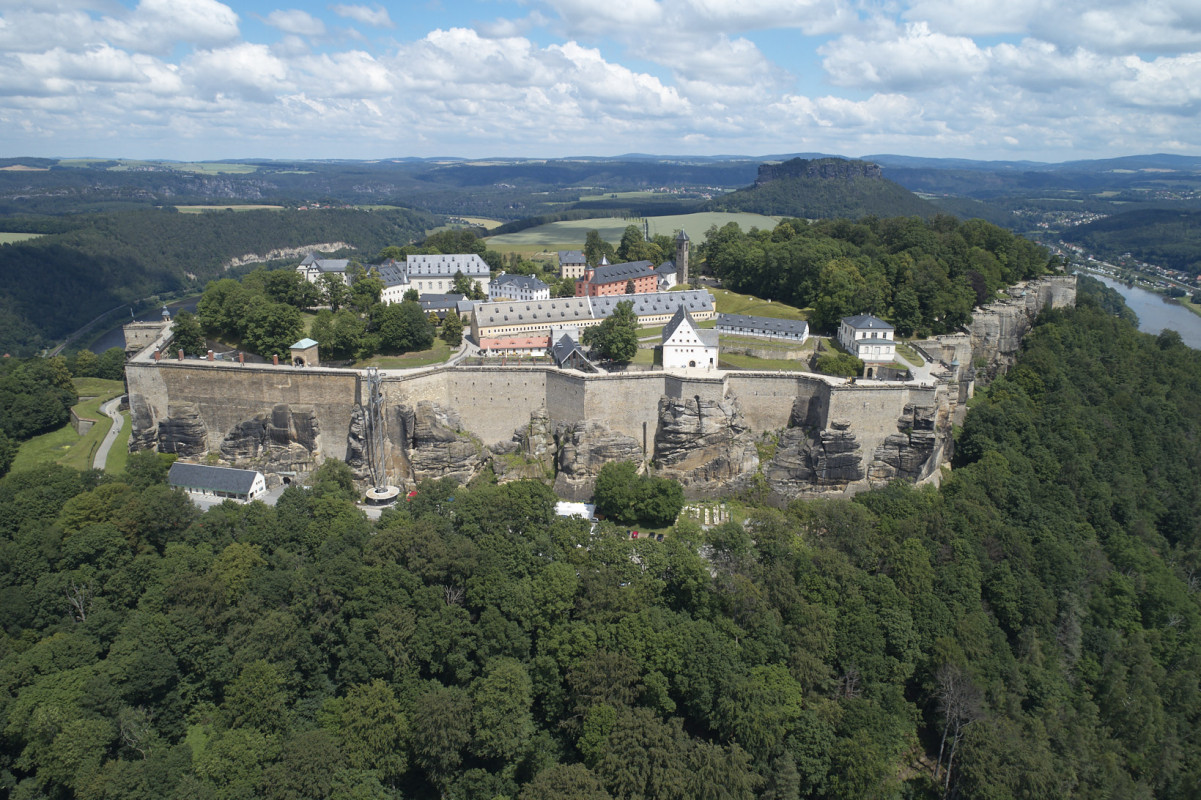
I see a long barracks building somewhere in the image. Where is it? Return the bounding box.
[470,290,715,341]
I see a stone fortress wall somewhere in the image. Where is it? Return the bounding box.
[125,275,1076,500]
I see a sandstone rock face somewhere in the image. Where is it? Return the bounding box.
[128,393,158,452]
[968,276,1076,383]
[554,420,644,501]
[491,408,556,482]
[219,404,321,476]
[156,402,208,457]
[867,403,945,483]
[653,396,759,495]
[347,400,486,488]
[765,420,865,496]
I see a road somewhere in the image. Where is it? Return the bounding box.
[93,396,126,470]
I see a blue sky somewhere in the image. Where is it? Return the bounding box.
[2,0,1200,162]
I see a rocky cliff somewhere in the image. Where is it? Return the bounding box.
[653,396,759,496]
[553,420,644,501]
[346,400,487,489]
[755,157,883,185]
[219,404,321,477]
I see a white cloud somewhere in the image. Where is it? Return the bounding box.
[102,0,241,55]
[265,9,326,37]
[822,22,986,91]
[183,43,289,102]
[330,4,394,29]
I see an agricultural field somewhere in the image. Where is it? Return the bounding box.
[0,232,44,244]
[486,211,782,253]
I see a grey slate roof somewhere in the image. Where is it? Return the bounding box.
[405,253,490,277]
[584,260,654,284]
[493,274,549,292]
[552,334,589,367]
[841,314,894,330]
[472,290,715,330]
[169,462,260,495]
[418,294,467,312]
[474,297,595,328]
[558,250,586,264]
[652,261,676,275]
[676,230,690,241]
[300,254,350,273]
[590,289,714,318]
[375,259,408,287]
[716,314,809,337]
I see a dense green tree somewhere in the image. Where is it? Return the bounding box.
[581,300,638,363]
[171,310,206,357]
[376,301,433,354]
[242,300,303,359]
[441,311,463,346]
[584,229,616,266]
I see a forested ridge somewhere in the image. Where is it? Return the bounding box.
[702,215,1052,333]
[0,207,437,356]
[1,292,1200,798]
[1060,208,1201,273]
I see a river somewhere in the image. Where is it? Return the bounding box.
[1086,274,1201,350]
[87,297,199,354]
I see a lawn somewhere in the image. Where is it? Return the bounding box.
[0,232,44,244]
[486,212,782,253]
[711,288,807,320]
[719,334,814,354]
[10,378,126,474]
[355,339,454,369]
[894,341,924,364]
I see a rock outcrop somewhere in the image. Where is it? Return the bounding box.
[765,420,865,496]
[966,276,1077,383]
[554,420,643,501]
[653,396,759,495]
[156,402,208,457]
[867,403,945,483]
[219,404,320,476]
[490,408,556,482]
[346,400,486,489]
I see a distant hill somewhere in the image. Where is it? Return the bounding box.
[704,157,937,219]
[0,206,436,355]
[1060,208,1201,273]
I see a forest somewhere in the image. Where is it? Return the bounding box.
[0,207,437,357]
[1,287,1199,799]
[1060,209,1201,273]
[700,215,1053,334]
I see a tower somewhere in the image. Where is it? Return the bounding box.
[675,229,690,286]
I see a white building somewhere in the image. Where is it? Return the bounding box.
[375,254,491,302]
[168,462,267,504]
[715,314,808,343]
[838,314,896,366]
[558,250,587,279]
[296,253,351,285]
[661,305,719,370]
[489,273,550,302]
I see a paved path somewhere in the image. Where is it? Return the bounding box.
[93,395,126,471]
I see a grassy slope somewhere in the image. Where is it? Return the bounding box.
[10,378,125,474]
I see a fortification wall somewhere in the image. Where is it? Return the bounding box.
[127,360,359,459]
[726,373,836,431]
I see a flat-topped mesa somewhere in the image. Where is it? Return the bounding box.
[124,276,1076,501]
[755,157,883,186]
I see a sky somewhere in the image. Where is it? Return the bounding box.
[2,0,1200,163]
